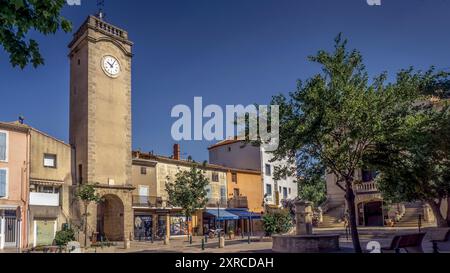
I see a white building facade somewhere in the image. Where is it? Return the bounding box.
[208,140,298,207]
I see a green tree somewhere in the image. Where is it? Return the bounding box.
[367,96,450,227]
[267,34,407,253]
[165,165,210,239]
[0,0,72,68]
[262,209,293,236]
[76,184,102,247]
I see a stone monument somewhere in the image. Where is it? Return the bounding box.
[272,200,340,253]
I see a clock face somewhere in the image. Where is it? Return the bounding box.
[102,55,121,77]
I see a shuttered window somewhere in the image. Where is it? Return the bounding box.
[0,132,7,161]
[0,169,7,198]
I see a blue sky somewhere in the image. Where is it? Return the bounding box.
[1,0,449,161]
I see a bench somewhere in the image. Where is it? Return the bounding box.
[381,233,426,253]
[431,229,450,253]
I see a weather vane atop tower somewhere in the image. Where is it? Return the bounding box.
[97,0,105,20]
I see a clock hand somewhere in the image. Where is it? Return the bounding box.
[107,62,113,68]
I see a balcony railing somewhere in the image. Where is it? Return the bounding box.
[206,198,227,208]
[228,196,249,209]
[132,195,163,208]
[29,192,60,207]
[354,181,379,193]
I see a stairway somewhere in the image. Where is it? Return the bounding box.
[317,205,346,228]
[394,203,426,228]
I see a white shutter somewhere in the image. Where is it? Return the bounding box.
[0,169,6,198]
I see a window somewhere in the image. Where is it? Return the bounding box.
[231,173,237,183]
[212,172,219,182]
[228,147,232,152]
[362,169,378,182]
[283,187,288,199]
[0,131,7,162]
[233,188,240,197]
[220,186,227,204]
[78,164,83,185]
[141,167,147,175]
[0,169,8,198]
[266,184,272,195]
[265,164,271,176]
[279,186,282,193]
[205,185,212,199]
[289,188,292,194]
[43,154,57,168]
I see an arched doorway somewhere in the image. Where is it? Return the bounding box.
[363,201,384,227]
[97,194,125,241]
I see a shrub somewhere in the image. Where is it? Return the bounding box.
[54,228,76,246]
[262,210,293,236]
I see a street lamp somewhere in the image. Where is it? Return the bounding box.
[217,201,220,240]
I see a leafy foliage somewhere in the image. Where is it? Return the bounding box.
[297,177,327,206]
[0,0,72,68]
[76,184,102,204]
[165,165,210,218]
[367,96,450,226]
[54,227,75,246]
[262,210,293,236]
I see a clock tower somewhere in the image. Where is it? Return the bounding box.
[69,15,134,242]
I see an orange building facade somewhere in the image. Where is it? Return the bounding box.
[226,169,263,214]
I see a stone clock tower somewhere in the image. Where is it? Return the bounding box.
[69,15,134,242]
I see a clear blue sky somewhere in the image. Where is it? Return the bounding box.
[1,0,449,161]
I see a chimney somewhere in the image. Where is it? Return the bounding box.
[173,144,180,160]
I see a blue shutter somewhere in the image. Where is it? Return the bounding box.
[0,169,6,197]
[0,133,6,161]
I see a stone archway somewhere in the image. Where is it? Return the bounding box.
[97,194,125,241]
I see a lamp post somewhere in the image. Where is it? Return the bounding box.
[217,201,220,243]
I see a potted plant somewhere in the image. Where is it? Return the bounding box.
[228,230,235,240]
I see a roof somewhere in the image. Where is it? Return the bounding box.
[0,121,30,133]
[208,139,243,150]
[0,121,70,147]
[132,151,260,175]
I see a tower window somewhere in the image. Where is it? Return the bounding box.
[77,59,80,65]
[141,167,147,175]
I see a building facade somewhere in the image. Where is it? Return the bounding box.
[0,122,29,250]
[131,147,229,239]
[209,140,298,208]
[28,128,72,248]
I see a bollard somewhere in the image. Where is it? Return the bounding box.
[248,233,251,244]
[151,234,154,244]
[190,235,193,245]
[219,237,225,248]
[205,235,208,243]
[201,239,205,251]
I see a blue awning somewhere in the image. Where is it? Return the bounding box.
[204,209,239,221]
[226,209,262,220]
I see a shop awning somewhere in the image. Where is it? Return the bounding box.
[204,209,239,221]
[226,209,262,220]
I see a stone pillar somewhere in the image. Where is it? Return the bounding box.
[165,214,171,241]
[152,214,158,238]
[295,201,313,236]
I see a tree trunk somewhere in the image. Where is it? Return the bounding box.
[447,198,450,227]
[428,200,448,228]
[84,202,89,247]
[345,184,362,253]
[186,214,190,242]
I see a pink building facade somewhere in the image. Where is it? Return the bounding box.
[0,122,30,250]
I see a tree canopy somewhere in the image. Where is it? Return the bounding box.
[0,0,72,68]
[165,165,210,219]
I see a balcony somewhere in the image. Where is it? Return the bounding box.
[354,181,379,194]
[228,196,249,209]
[132,195,164,208]
[206,198,227,208]
[29,192,60,207]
